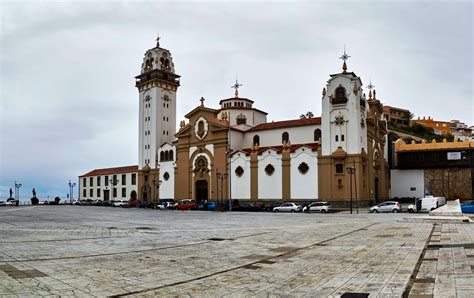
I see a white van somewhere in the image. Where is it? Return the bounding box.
[407,196,446,213]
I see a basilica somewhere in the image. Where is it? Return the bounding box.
[79,38,389,208]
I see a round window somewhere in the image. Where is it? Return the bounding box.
[235,166,244,177]
[265,164,275,176]
[163,172,170,181]
[298,162,309,175]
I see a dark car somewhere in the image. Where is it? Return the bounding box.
[264,202,283,212]
[233,203,263,212]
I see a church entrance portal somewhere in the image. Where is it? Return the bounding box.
[195,180,208,204]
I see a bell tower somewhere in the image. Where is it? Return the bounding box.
[135,36,180,169]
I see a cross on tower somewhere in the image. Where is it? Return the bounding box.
[367,78,375,91]
[156,33,161,47]
[231,79,243,97]
[339,45,351,72]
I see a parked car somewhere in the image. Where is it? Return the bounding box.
[38,200,49,205]
[198,201,217,211]
[461,200,474,213]
[264,202,283,212]
[158,199,176,209]
[273,203,302,213]
[113,200,127,207]
[407,196,446,213]
[303,202,331,213]
[233,203,263,212]
[0,201,6,206]
[369,201,401,213]
[176,199,197,210]
[6,200,18,206]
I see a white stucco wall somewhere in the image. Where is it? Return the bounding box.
[258,149,282,199]
[231,153,251,199]
[218,109,267,127]
[79,172,138,201]
[159,161,175,199]
[390,169,424,198]
[290,147,318,199]
[244,125,321,149]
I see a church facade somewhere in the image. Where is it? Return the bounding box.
[133,39,389,208]
[79,38,389,207]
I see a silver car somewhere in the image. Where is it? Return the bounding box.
[303,202,331,213]
[273,203,302,213]
[369,201,401,213]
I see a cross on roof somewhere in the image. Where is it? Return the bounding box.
[367,78,375,91]
[200,96,205,107]
[156,33,160,47]
[231,78,243,97]
[339,45,351,72]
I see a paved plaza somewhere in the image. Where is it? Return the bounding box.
[0,206,473,297]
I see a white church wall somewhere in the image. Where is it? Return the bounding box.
[390,169,424,199]
[159,161,175,199]
[230,130,245,151]
[244,125,321,149]
[290,147,318,199]
[258,150,282,199]
[231,153,251,199]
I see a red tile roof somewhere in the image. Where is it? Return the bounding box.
[236,143,320,156]
[80,165,138,177]
[247,117,321,132]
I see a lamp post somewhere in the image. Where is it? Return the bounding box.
[110,177,119,201]
[152,179,162,209]
[217,171,228,208]
[68,180,76,204]
[14,181,22,202]
[346,166,356,214]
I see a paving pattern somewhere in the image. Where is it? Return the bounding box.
[0,206,473,297]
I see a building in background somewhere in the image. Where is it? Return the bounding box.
[383,105,411,126]
[390,139,473,200]
[79,166,138,201]
[451,120,473,141]
[413,117,451,135]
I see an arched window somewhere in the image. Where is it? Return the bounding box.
[253,135,260,146]
[314,129,321,141]
[332,86,348,105]
[160,151,164,161]
[164,151,169,161]
[335,135,339,142]
[169,151,174,161]
[282,132,289,143]
[341,134,345,142]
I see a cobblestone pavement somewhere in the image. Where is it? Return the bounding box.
[0,206,473,297]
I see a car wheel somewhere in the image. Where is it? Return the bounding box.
[392,209,399,213]
[274,210,279,212]
[375,209,379,213]
[321,209,327,213]
[291,210,295,213]
[408,209,413,213]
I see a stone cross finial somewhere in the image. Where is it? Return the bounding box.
[339,45,351,72]
[200,96,205,107]
[231,78,243,97]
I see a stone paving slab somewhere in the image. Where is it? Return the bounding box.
[0,206,473,296]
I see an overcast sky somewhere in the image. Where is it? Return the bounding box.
[1,0,472,199]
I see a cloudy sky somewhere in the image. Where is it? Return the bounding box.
[1,0,472,199]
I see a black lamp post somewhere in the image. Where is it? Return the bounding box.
[152,179,162,209]
[110,177,119,201]
[68,180,76,204]
[346,166,356,214]
[217,172,228,208]
[14,181,22,203]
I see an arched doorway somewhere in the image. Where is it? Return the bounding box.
[130,190,137,201]
[195,180,208,204]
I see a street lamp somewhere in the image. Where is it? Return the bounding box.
[68,180,76,204]
[152,179,162,209]
[110,177,120,201]
[14,181,22,203]
[217,172,228,208]
[346,166,356,214]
